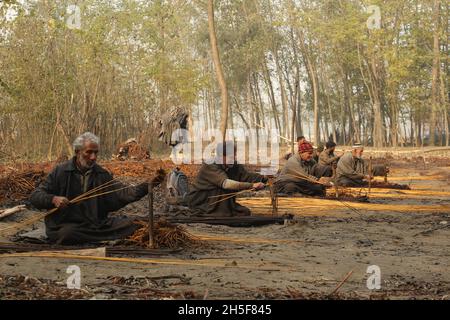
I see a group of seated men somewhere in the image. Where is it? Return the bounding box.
[273,139,387,195]
[186,139,387,213]
[30,132,386,245]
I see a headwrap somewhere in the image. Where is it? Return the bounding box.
[299,141,314,153]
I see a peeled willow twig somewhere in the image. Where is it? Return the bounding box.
[207,190,252,199]
[70,179,121,203]
[208,188,256,206]
[47,181,134,215]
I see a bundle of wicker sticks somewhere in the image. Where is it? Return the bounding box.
[0,169,46,203]
[124,219,199,249]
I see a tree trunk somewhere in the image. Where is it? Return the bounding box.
[207,0,228,141]
[430,0,441,146]
[298,31,320,145]
[263,62,281,137]
[274,51,289,140]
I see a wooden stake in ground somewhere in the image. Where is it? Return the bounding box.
[384,157,388,183]
[332,165,339,198]
[368,156,373,196]
[148,182,155,249]
[269,180,278,216]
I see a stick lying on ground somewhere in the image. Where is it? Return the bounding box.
[0,205,26,220]
[0,252,287,271]
[0,242,181,257]
[329,270,354,296]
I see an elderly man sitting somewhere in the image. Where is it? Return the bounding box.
[274,141,332,196]
[336,143,387,187]
[30,132,150,245]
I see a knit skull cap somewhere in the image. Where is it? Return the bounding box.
[299,141,314,153]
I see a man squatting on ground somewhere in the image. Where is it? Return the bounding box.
[336,143,388,187]
[316,141,343,177]
[30,132,150,245]
[186,141,267,217]
[274,141,332,196]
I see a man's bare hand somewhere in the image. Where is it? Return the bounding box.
[252,182,266,190]
[363,175,373,181]
[318,177,333,187]
[52,196,70,209]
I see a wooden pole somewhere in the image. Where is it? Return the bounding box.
[368,156,372,196]
[332,165,339,198]
[269,181,278,216]
[148,183,155,248]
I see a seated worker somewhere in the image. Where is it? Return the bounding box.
[30,132,155,245]
[274,141,332,196]
[316,141,342,177]
[186,141,267,217]
[313,143,324,163]
[336,143,388,187]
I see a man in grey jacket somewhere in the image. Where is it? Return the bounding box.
[274,141,332,196]
[336,144,387,187]
[336,144,370,187]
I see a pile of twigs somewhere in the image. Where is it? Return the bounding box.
[101,160,200,179]
[114,139,150,161]
[125,220,199,249]
[0,169,46,203]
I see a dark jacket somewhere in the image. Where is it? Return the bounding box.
[186,163,266,217]
[30,157,148,243]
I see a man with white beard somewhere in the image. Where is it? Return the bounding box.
[336,143,387,187]
[30,132,157,245]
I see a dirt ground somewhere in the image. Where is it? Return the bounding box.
[0,156,449,300]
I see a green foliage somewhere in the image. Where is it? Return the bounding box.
[0,0,448,161]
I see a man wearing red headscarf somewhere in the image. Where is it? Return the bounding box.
[274,141,332,196]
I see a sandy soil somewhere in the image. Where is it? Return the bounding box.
[0,158,449,300]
